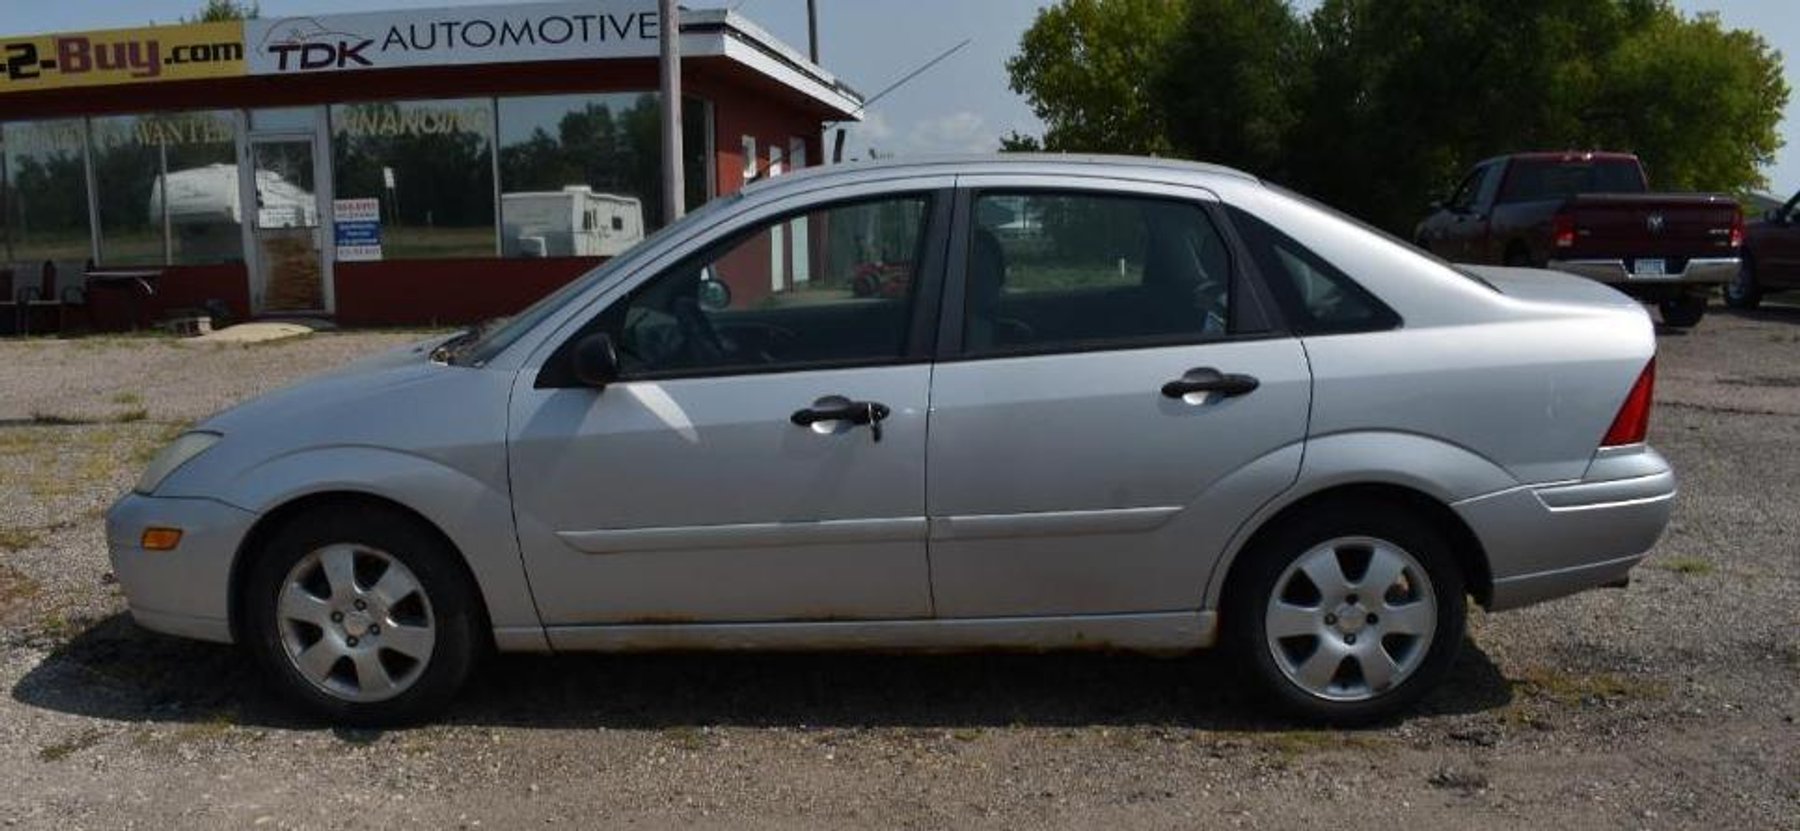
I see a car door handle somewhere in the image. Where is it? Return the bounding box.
[791,396,890,441]
[1161,368,1260,399]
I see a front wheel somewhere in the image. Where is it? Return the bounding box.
[1658,293,1708,328]
[1724,259,1764,310]
[242,505,482,725]
[1227,502,1466,724]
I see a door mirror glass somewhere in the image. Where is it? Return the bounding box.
[571,332,621,388]
[697,274,732,310]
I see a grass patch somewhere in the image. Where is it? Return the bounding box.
[0,564,42,613]
[110,392,142,406]
[661,725,709,751]
[27,409,153,426]
[38,727,106,762]
[0,527,42,552]
[113,408,149,423]
[1660,556,1715,576]
[1509,666,1667,705]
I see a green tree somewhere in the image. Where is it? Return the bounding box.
[1005,0,1187,155]
[187,0,259,22]
[1156,0,1308,178]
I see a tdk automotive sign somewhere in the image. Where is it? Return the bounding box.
[246,1,660,74]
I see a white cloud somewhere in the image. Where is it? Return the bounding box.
[904,111,994,155]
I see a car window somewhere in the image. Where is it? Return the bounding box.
[1473,162,1503,209]
[1446,168,1482,212]
[1498,158,1646,203]
[1227,205,1398,335]
[591,194,933,378]
[963,192,1233,355]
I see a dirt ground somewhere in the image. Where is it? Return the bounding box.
[0,308,1795,830]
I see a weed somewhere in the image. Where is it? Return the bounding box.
[1660,556,1715,576]
[38,727,106,762]
[0,527,42,552]
[662,725,708,751]
[0,564,42,613]
[110,392,142,406]
[1509,666,1666,704]
[113,408,149,423]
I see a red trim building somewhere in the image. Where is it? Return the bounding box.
[0,4,860,330]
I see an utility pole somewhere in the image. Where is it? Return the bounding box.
[807,0,819,63]
[659,0,685,223]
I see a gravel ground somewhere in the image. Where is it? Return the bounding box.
[0,311,1795,830]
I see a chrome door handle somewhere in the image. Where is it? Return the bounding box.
[1161,368,1260,399]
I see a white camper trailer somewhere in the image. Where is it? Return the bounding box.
[147,164,318,262]
[501,186,645,258]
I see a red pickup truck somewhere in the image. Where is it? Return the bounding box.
[1415,151,1743,327]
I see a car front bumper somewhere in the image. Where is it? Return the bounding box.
[105,493,257,644]
[1452,445,1675,611]
[1548,257,1738,286]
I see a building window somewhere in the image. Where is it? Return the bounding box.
[90,111,242,266]
[496,92,710,258]
[331,98,496,260]
[1,119,91,281]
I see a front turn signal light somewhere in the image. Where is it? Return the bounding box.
[141,527,184,551]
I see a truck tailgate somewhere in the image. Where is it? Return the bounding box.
[1565,193,1740,260]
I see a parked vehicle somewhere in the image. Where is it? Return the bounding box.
[109,155,1673,726]
[1415,151,1743,327]
[1728,188,1800,309]
[501,186,645,258]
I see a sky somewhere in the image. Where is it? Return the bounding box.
[2,0,1795,195]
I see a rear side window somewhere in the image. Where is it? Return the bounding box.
[1226,206,1398,335]
[963,192,1235,355]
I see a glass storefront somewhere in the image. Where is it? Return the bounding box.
[1,119,92,277]
[90,110,243,267]
[332,98,495,260]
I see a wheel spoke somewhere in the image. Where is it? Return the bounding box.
[368,565,418,610]
[278,583,333,627]
[379,623,433,661]
[1299,550,1349,596]
[1293,641,1346,691]
[1267,601,1321,639]
[351,650,396,698]
[1361,544,1407,596]
[1381,600,1435,636]
[295,639,342,682]
[318,545,360,601]
[1359,644,1401,691]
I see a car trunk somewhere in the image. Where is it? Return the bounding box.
[1563,193,1740,265]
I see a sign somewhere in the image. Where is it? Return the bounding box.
[333,198,383,262]
[0,20,244,94]
[245,1,659,76]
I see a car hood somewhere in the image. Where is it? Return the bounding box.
[199,332,462,434]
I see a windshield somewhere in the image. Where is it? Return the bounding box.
[453,193,741,366]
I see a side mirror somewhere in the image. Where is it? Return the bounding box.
[570,332,620,388]
[698,276,732,311]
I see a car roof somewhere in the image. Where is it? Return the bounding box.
[1476,151,1641,167]
[735,153,1263,199]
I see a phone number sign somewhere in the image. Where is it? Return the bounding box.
[0,20,245,94]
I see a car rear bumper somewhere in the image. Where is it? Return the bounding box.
[1452,445,1675,611]
[1549,257,1738,286]
[105,493,256,644]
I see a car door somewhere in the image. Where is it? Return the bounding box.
[1765,190,1800,288]
[508,185,950,629]
[1420,167,1483,259]
[925,179,1313,618]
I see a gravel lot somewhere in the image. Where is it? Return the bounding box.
[0,310,1795,830]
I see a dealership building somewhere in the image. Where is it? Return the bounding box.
[0,2,861,329]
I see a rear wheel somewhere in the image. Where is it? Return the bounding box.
[243,505,481,725]
[1658,293,1708,327]
[1724,258,1764,310]
[1227,501,1466,724]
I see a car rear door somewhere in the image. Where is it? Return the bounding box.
[507,182,951,631]
[924,177,1312,618]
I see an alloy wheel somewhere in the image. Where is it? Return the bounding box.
[276,544,436,703]
[1264,536,1438,702]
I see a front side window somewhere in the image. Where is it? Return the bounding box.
[592,194,932,378]
[963,192,1233,355]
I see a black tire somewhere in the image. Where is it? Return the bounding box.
[1724,257,1764,310]
[242,504,481,726]
[1658,293,1708,328]
[1503,245,1533,267]
[1225,500,1466,725]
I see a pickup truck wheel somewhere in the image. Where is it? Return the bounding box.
[1725,258,1764,310]
[1658,294,1708,328]
[1227,501,1465,725]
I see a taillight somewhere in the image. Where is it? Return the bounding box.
[1729,210,1744,248]
[1601,358,1656,447]
[1552,213,1577,249]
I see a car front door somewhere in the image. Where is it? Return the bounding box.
[508,186,949,630]
[1765,190,1800,288]
[924,180,1313,619]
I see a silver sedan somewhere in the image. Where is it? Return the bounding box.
[108,155,1673,725]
